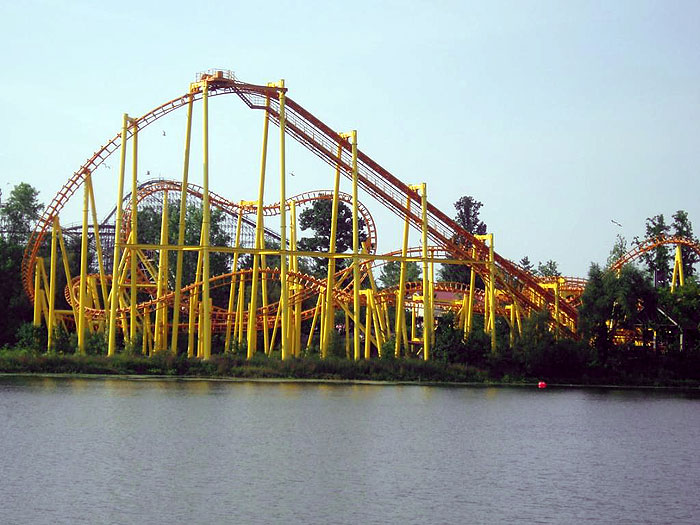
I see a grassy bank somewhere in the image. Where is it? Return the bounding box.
[1,348,698,388]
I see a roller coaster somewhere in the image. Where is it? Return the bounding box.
[21,69,700,360]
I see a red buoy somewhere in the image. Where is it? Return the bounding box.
[538,381,547,389]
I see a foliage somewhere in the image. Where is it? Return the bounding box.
[640,214,671,287]
[297,200,367,278]
[536,259,561,277]
[672,210,698,277]
[606,234,628,268]
[439,195,487,284]
[137,200,231,304]
[0,182,43,244]
[578,263,657,364]
[432,313,489,367]
[519,256,534,273]
[0,239,33,347]
[378,260,421,289]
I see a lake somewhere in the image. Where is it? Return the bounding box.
[0,376,698,524]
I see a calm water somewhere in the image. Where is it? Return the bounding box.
[0,377,698,524]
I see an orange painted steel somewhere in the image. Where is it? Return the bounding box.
[609,235,700,272]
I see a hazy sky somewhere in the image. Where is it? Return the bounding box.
[1,0,699,277]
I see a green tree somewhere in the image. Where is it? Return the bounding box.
[579,263,657,363]
[519,256,534,273]
[137,201,231,303]
[640,214,671,287]
[671,210,698,278]
[0,239,33,346]
[378,260,421,289]
[439,195,487,283]
[536,259,560,277]
[298,200,367,278]
[0,182,43,244]
[656,280,700,351]
[606,234,628,268]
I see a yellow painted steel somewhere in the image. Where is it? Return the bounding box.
[200,80,212,360]
[47,217,58,351]
[108,114,130,356]
[225,211,244,353]
[77,172,90,354]
[290,200,302,357]
[276,80,290,360]
[33,258,43,326]
[321,142,344,359]
[419,183,431,360]
[86,178,109,311]
[394,194,411,357]
[349,131,361,361]
[247,95,271,358]
[154,191,169,352]
[129,119,139,345]
[671,244,685,292]
[170,94,194,355]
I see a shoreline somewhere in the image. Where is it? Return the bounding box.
[1,372,698,391]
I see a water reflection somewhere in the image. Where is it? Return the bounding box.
[0,377,697,524]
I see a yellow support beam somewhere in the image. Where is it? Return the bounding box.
[108,114,130,356]
[170,93,194,355]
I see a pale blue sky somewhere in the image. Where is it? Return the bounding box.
[1,0,699,277]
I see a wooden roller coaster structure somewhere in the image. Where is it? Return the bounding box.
[26,69,694,360]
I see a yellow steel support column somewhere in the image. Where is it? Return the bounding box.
[394,194,411,358]
[200,81,212,359]
[307,294,323,350]
[344,309,350,358]
[321,142,344,359]
[86,178,108,313]
[32,257,43,327]
[77,172,91,354]
[247,96,271,358]
[129,119,139,345]
[488,234,496,352]
[554,279,561,340]
[364,291,372,359]
[350,130,361,361]
[187,291,197,358]
[419,183,431,360]
[236,274,246,346]
[154,191,169,352]
[508,304,516,346]
[108,114,130,356]
[170,94,194,354]
[277,80,290,360]
[290,200,301,357]
[225,211,244,352]
[56,225,78,325]
[47,217,59,351]
[671,244,685,292]
[466,246,476,337]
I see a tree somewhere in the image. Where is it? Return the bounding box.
[378,260,421,289]
[606,234,628,268]
[671,210,698,278]
[640,214,671,287]
[579,263,657,363]
[0,239,33,346]
[519,256,534,273]
[439,196,487,283]
[137,201,231,303]
[298,200,367,278]
[0,183,43,244]
[536,260,560,277]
